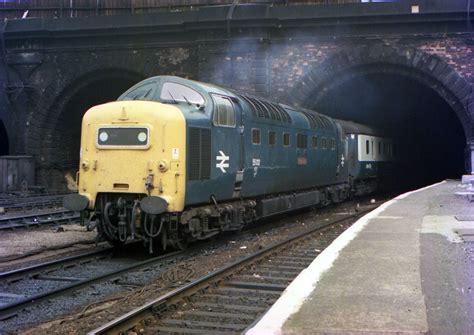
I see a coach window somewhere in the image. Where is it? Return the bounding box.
[252,129,261,145]
[322,137,327,149]
[378,142,382,155]
[312,136,318,148]
[331,139,336,150]
[269,131,276,146]
[366,140,370,154]
[160,82,205,105]
[212,95,236,127]
[283,133,290,147]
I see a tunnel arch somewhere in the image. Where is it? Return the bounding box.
[291,44,473,140]
[34,68,146,191]
[290,44,473,182]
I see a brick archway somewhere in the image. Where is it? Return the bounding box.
[31,68,145,190]
[291,44,474,173]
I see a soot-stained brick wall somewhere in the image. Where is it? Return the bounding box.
[10,46,197,190]
[5,34,474,189]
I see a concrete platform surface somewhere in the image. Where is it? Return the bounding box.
[247,180,474,335]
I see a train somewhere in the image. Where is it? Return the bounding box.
[64,76,397,252]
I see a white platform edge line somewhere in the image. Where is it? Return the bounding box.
[246,180,446,335]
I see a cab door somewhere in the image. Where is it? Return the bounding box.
[210,94,243,201]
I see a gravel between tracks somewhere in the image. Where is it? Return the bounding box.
[0,224,96,270]
[20,200,380,335]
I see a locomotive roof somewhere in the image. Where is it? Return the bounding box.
[120,76,374,134]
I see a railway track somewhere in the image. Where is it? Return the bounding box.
[0,194,66,213]
[89,208,373,335]
[0,208,80,230]
[0,245,185,321]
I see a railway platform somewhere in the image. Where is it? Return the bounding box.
[247,180,474,335]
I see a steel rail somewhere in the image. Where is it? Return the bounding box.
[0,209,79,230]
[88,208,374,335]
[1,197,64,212]
[0,249,186,321]
[0,247,114,282]
[0,194,66,206]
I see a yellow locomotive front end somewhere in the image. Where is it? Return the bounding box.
[64,100,187,251]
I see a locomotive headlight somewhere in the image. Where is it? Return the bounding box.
[137,132,147,143]
[99,131,109,142]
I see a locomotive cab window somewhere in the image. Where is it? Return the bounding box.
[160,82,205,106]
[252,129,261,145]
[283,133,290,147]
[212,95,236,127]
[269,131,276,146]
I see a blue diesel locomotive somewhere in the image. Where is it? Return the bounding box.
[64,76,396,251]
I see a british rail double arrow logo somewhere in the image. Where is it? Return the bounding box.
[216,150,230,173]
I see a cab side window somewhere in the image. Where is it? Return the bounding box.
[212,95,236,127]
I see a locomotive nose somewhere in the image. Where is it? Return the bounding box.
[76,101,187,213]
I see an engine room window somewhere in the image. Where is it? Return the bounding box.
[252,129,261,145]
[160,82,205,105]
[212,95,236,127]
[283,133,290,147]
[322,137,327,149]
[312,136,318,148]
[269,131,276,145]
[121,82,156,101]
[297,134,307,148]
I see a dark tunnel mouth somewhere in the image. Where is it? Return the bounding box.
[0,120,9,156]
[39,72,144,191]
[312,72,467,191]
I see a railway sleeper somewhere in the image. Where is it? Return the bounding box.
[162,319,246,331]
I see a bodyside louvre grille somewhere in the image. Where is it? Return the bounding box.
[188,127,211,180]
[200,129,211,179]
